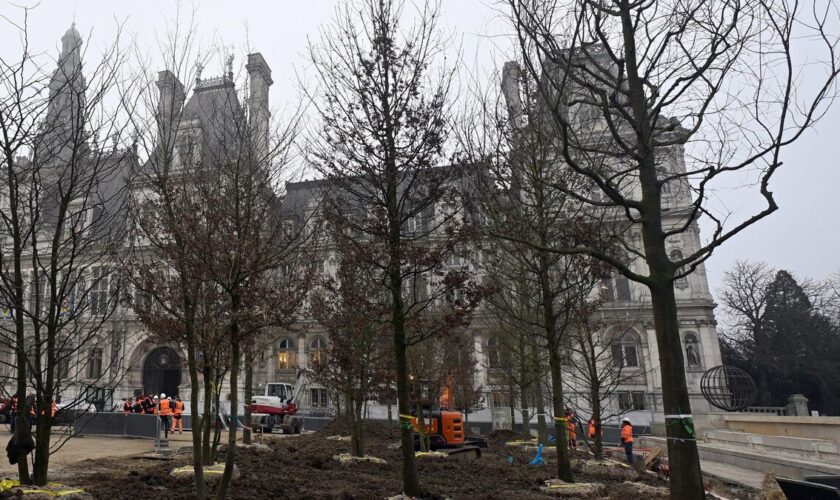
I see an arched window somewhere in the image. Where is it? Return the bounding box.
[684,333,701,368]
[670,249,689,288]
[310,337,327,366]
[486,336,500,369]
[276,338,296,370]
[611,332,640,369]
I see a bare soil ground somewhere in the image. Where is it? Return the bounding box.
[8,421,670,499]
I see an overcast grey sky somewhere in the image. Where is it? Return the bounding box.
[3,0,838,298]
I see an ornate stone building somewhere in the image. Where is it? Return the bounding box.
[2,28,722,428]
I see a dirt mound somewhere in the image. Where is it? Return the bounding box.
[62,426,667,499]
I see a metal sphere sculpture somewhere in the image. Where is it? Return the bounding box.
[700,365,757,412]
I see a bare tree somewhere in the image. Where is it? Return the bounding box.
[565,298,653,460]
[309,236,395,458]
[0,8,137,485]
[123,12,311,496]
[481,1,840,496]
[305,1,488,494]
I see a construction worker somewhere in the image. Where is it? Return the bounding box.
[565,411,577,450]
[588,417,597,439]
[142,394,154,415]
[122,398,131,415]
[620,417,634,464]
[170,396,184,434]
[158,393,171,438]
[132,396,142,414]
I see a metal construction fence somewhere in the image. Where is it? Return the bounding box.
[73,413,194,439]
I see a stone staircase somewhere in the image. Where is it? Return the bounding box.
[640,432,840,489]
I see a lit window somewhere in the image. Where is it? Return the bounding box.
[309,337,327,366]
[276,339,296,370]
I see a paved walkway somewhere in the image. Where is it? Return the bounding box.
[0,429,230,478]
[701,460,766,491]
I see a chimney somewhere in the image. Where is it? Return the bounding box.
[155,70,185,154]
[246,53,273,160]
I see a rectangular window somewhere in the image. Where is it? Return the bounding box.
[89,268,110,317]
[618,391,646,411]
[277,351,296,370]
[57,348,72,380]
[87,348,103,379]
[310,388,329,408]
[28,272,48,317]
[612,343,639,368]
[489,391,511,409]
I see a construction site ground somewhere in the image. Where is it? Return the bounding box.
[0,422,671,499]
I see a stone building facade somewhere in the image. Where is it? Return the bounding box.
[1,27,722,428]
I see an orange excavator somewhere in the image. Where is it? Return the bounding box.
[409,377,486,458]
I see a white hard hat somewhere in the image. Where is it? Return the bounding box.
[622,417,631,423]
[159,393,165,398]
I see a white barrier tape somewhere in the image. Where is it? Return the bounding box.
[664,414,693,419]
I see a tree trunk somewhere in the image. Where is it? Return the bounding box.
[14,353,30,483]
[201,361,214,466]
[243,355,253,445]
[519,382,531,440]
[590,388,603,460]
[394,319,421,495]
[186,313,206,499]
[533,349,548,444]
[547,346,573,481]
[216,296,241,500]
[350,395,364,457]
[649,280,703,499]
[32,413,50,485]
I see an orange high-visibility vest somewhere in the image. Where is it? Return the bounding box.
[588,420,596,438]
[621,424,634,443]
[567,420,576,440]
[158,399,171,416]
[173,401,184,416]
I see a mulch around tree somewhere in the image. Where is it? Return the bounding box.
[52,421,668,499]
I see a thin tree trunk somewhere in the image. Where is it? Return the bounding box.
[201,361,213,466]
[394,319,421,495]
[216,297,241,500]
[243,355,253,445]
[350,395,364,457]
[531,343,548,444]
[186,311,206,499]
[590,387,603,460]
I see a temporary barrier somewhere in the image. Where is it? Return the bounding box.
[74,413,159,439]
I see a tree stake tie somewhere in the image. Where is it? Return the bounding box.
[664,413,696,439]
[399,413,414,431]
